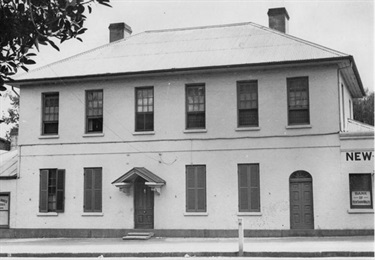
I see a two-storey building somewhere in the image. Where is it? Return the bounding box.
[2,8,373,237]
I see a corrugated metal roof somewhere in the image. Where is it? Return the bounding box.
[14,22,350,82]
[0,150,18,179]
[112,167,166,184]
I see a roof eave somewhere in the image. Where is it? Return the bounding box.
[9,56,358,88]
[349,56,366,96]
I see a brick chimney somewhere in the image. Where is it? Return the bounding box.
[267,7,289,34]
[109,22,132,43]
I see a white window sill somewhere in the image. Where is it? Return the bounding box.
[237,212,262,216]
[81,212,104,217]
[285,125,312,129]
[132,131,155,136]
[184,212,208,216]
[235,127,260,132]
[39,135,59,139]
[183,129,207,134]
[37,212,58,217]
[347,209,374,214]
[82,133,105,138]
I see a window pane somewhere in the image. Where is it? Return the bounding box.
[350,174,372,209]
[238,81,258,127]
[288,77,309,125]
[42,93,59,134]
[135,88,154,132]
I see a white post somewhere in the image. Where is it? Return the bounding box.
[238,218,244,256]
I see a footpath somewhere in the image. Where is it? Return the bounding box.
[0,236,374,258]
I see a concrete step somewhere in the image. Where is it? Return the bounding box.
[122,232,154,240]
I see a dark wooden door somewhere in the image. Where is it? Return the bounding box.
[134,178,154,229]
[290,179,314,229]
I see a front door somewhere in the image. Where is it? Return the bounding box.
[290,171,314,229]
[134,177,154,229]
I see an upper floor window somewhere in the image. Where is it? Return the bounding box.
[186,84,205,129]
[39,169,65,213]
[42,93,59,135]
[135,87,154,131]
[237,81,258,127]
[86,90,103,133]
[186,165,206,212]
[287,77,310,125]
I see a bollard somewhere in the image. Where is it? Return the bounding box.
[238,218,244,256]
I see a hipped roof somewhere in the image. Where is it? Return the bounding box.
[12,22,365,97]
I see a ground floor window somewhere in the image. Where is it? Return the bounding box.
[84,168,102,212]
[0,193,10,228]
[39,169,65,212]
[238,164,260,212]
[349,174,373,209]
[186,165,206,212]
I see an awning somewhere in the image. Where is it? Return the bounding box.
[0,150,18,179]
[112,167,166,195]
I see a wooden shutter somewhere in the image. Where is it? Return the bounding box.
[39,170,49,212]
[93,168,102,212]
[238,165,249,212]
[84,168,93,212]
[56,169,65,212]
[196,166,206,211]
[238,164,260,212]
[84,168,102,212]
[250,165,260,211]
[186,166,196,212]
[186,165,206,212]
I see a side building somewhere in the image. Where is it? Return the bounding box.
[2,8,373,237]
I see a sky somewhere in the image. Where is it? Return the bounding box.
[0,0,374,138]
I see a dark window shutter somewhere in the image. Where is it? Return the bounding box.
[186,165,206,212]
[250,165,260,211]
[238,165,249,212]
[56,169,65,212]
[39,170,49,212]
[84,169,93,212]
[238,164,260,212]
[196,166,206,211]
[93,168,102,212]
[186,166,196,211]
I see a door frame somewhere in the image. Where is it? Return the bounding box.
[289,171,314,230]
[133,177,154,229]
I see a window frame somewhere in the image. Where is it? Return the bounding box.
[186,165,207,213]
[135,87,154,132]
[238,163,260,213]
[83,167,103,213]
[85,89,104,133]
[287,77,310,125]
[39,169,65,213]
[41,92,59,135]
[185,84,206,130]
[237,80,259,127]
[349,173,373,209]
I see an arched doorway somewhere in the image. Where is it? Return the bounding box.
[289,171,314,229]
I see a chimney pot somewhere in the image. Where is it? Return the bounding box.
[109,22,132,43]
[267,7,289,34]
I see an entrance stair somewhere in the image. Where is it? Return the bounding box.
[122,232,154,240]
